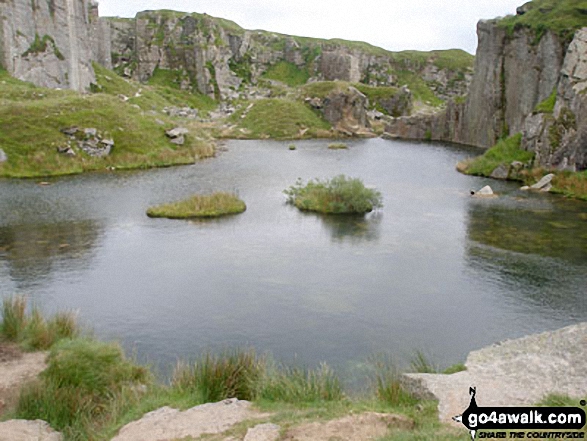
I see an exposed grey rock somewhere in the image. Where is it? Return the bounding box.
[530,173,555,190]
[164,107,199,119]
[60,127,79,136]
[0,420,62,441]
[166,127,189,138]
[402,323,587,425]
[489,163,510,180]
[0,149,7,163]
[169,136,185,146]
[472,185,494,197]
[243,423,281,441]
[84,128,98,138]
[111,398,268,441]
[57,146,76,157]
[0,0,99,91]
[322,86,371,135]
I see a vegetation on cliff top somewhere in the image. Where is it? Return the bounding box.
[146,192,246,219]
[285,175,383,214]
[499,0,587,44]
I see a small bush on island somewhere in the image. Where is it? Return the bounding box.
[146,192,246,219]
[284,175,383,214]
[328,143,348,150]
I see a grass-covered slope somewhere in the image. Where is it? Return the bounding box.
[0,67,215,178]
[226,99,332,139]
[499,0,587,44]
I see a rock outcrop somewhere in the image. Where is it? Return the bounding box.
[104,10,472,104]
[385,5,587,172]
[402,322,587,424]
[0,0,111,91]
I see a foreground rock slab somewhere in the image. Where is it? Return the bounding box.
[402,323,587,424]
[0,420,62,441]
[282,412,414,441]
[112,398,267,441]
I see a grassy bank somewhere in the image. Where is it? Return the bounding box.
[0,298,470,440]
[284,175,383,214]
[457,133,587,200]
[0,67,215,178]
[146,192,247,219]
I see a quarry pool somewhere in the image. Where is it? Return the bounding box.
[1,138,586,383]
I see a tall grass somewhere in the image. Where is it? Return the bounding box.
[0,296,78,349]
[171,348,264,402]
[371,355,418,406]
[259,363,344,403]
[146,192,246,219]
[15,339,149,440]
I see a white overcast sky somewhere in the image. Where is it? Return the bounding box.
[96,0,524,54]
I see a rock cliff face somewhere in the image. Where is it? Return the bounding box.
[385,13,586,171]
[0,0,110,91]
[105,11,472,103]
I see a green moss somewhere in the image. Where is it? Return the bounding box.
[229,54,253,84]
[22,34,64,60]
[302,81,348,99]
[498,0,587,45]
[206,62,221,100]
[284,175,383,215]
[228,99,331,139]
[534,88,557,114]
[262,61,310,87]
[146,193,246,219]
[461,133,534,177]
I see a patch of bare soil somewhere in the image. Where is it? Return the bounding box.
[0,344,47,417]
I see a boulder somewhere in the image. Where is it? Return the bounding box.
[0,148,7,163]
[169,136,185,146]
[530,173,555,190]
[471,185,494,197]
[60,127,79,136]
[489,163,510,179]
[166,127,189,138]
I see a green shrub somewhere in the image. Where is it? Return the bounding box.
[328,143,348,150]
[284,175,383,214]
[146,192,246,219]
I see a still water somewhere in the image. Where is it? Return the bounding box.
[1,138,586,381]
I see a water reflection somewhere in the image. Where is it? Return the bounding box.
[466,195,587,264]
[0,221,101,288]
[465,195,587,320]
[312,212,382,243]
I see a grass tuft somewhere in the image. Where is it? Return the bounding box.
[1,296,27,341]
[146,192,246,219]
[328,143,348,150]
[171,348,264,402]
[284,175,383,214]
[371,355,418,406]
[259,363,344,403]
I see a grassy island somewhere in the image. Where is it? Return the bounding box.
[146,192,246,219]
[284,175,383,214]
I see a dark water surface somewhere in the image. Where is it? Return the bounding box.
[1,138,586,382]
